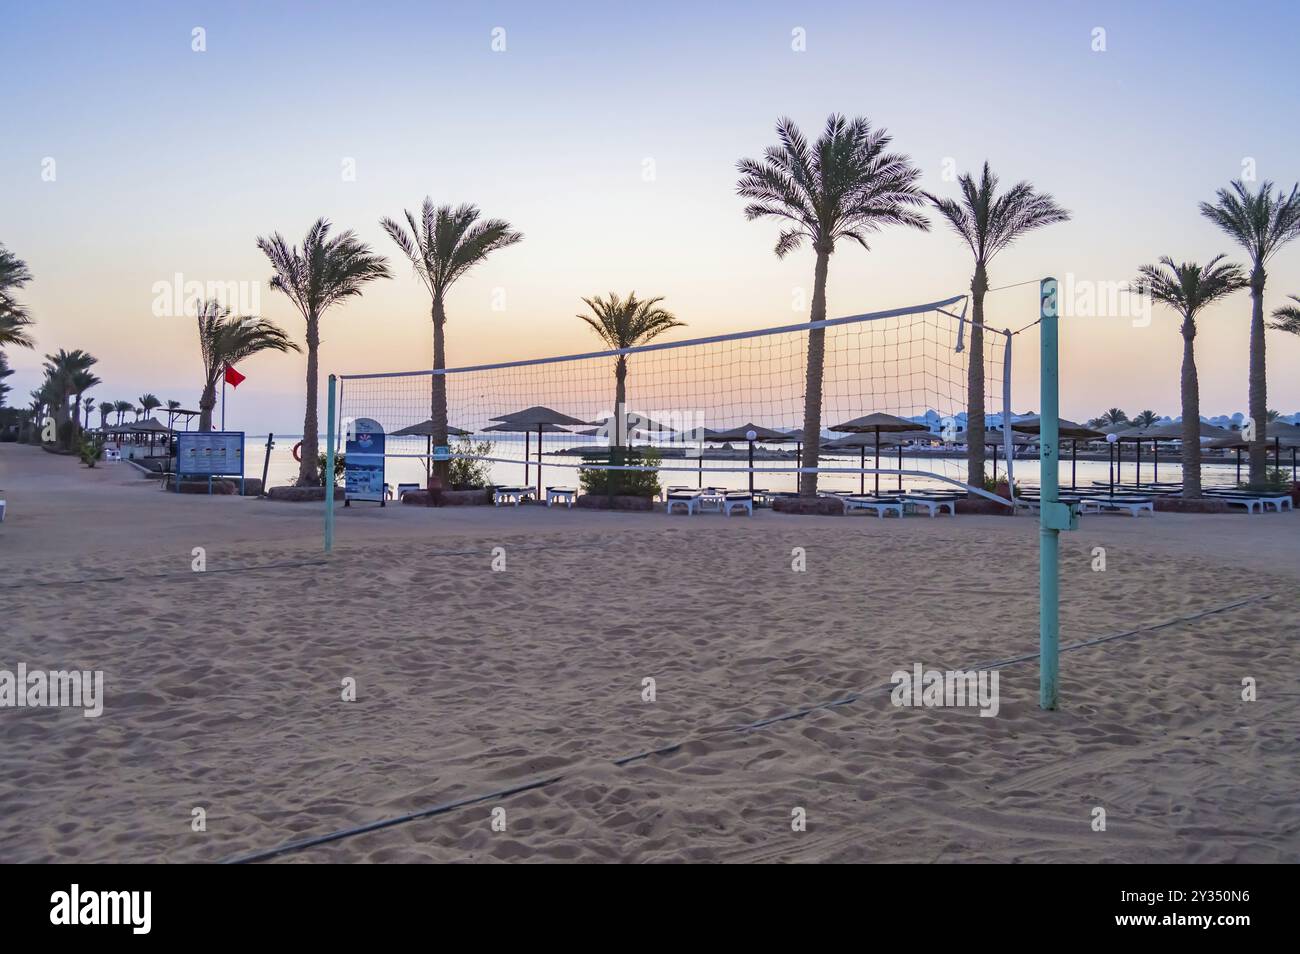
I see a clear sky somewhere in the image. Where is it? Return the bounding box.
[3,0,1299,432]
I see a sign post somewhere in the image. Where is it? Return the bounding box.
[344,417,386,507]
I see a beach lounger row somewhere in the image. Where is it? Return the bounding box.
[664,488,753,515]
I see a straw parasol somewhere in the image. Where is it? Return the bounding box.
[1012,416,1105,489]
[823,430,921,494]
[391,419,472,479]
[830,413,927,495]
[1208,423,1300,483]
[704,423,791,492]
[486,409,584,497]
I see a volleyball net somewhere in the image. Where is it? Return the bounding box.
[334,293,1018,500]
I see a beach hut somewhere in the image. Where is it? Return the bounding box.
[703,423,790,493]
[488,406,588,498]
[830,413,931,495]
[1011,416,1104,489]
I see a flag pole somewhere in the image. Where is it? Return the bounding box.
[221,366,226,431]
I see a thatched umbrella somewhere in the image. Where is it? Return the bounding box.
[951,429,1036,484]
[391,419,472,478]
[1208,424,1300,483]
[485,410,584,497]
[826,431,930,493]
[1122,420,1233,485]
[830,413,926,495]
[705,423,790,492]
[1012,416,1104,489]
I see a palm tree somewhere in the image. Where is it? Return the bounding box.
[737,114,929,496]
[0,351,12,407]
[138,394,161,421]
[1131,409,1160,429]
[113,400,132,426]
[926,163,1070,487]
[380,199,522,483]
[165,399,181,429]
[1100,408,1129,426]
[1270,294,1300,336]
[73,371,101,436]
[82,396,95,430]
[194,298,298,431]
[1132,255,1246,496]
[98,401,114,430]
[41,349,96,446]
[1200,180,1300,484]
[257,218,391,485]
[0,243,35,350]
[577,292,684,442]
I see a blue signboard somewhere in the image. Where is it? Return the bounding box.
[345,418,386,505]
[174,431,245,494]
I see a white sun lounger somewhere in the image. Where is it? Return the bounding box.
[545,486,578,508]
[723,492,753,516]
[665,490,702,515]
[901,494,957,517]
[1088,495,1154,516]
[493,486,533,506]
[843,496,904,518]
[1202,491,1292,514]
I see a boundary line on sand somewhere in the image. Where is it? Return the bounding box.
[222,592,1274,863]
[1,542,611,590]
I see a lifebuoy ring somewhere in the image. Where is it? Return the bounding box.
[292,441,303,462]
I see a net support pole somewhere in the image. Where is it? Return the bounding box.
[1038,278,1065,711]
[1002,331,1014,497]
[325,374,336,553]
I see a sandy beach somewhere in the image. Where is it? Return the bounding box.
[1,442,1296,863]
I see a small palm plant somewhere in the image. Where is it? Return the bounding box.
[577,292,684,444]
[1133,255,1246,496]
[1130,409,1160,429]
[257,219,391,485]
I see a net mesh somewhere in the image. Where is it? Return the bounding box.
[337,296,1014,497]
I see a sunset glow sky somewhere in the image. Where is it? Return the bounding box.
[4,0,1300,433]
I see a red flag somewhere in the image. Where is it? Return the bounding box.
[224,364,246,388]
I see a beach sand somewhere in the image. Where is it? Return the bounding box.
[1,443,1297,863]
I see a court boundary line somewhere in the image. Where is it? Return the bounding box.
[222,592,1273,863]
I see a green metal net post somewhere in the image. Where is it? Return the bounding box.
[325,374,336,553]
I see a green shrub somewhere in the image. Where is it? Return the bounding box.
[316,451,346,486]
[77,434,101,467]
[578,448,662,497]
[448,438,494,489]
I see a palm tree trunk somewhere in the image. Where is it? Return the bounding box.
[198,376,218,432]
[1247,266,1267,486]
[298,313,321,486]
[966,263,988,488]
[1180,316,1202,498]
[431,296,449,486]
[798,245,831,497]
[614,355,628,446]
